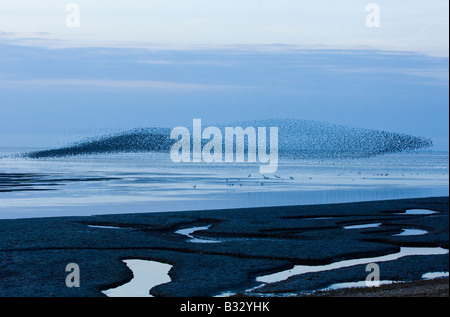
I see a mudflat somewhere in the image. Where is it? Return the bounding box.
[0,197,448,297]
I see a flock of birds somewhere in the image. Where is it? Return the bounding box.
[24,119,432,160]
[192,173,296,190]
[190,173,303,190]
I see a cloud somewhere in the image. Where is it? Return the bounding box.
[323,65,449,81]
[0,31,49,38]
[138,60,235,67]
[0,78,239,92]
[0,31,63,48]
[1,0,448,57]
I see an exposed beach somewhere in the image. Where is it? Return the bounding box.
[0,196,447,297]
[305,277,449,297]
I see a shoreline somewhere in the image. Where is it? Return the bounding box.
[306,277,449,297]
[0,196,448,297]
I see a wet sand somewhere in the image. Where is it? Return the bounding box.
[0,196,448,297]
[307,277,449,297]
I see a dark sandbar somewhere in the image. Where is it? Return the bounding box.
[0,197,448,297]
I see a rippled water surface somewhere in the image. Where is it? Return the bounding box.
[0,148,448,219]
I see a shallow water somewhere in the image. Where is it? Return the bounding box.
[422,272,449,280]
[175,226,220,243]
[0,149,448,219]
[256,247,449,284]
[102,259,172,297]
[394,229,428,236]
[322,280,396,291]
[401,209,439,215]
[344,223,382,229]
[87,225,125,230]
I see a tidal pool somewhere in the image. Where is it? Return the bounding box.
[257,247,449,284]
[175,225,220,243]
[394,229,428,236]
[102,259,172,297]
[343,223,382,229]
[400,209,438,215]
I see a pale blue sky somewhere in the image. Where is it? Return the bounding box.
[0,0,448,56]
[0,1,448,150]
